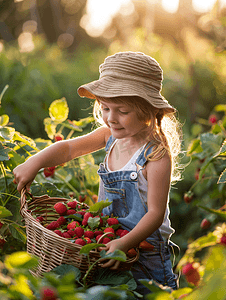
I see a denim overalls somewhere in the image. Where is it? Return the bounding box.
[97,135,178,295]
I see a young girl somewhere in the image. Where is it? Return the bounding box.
[13,51,182,295]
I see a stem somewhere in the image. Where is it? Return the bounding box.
[66,129,74,140]
[189,175,219,192]
[83,256,103,287]
[0,162,8,193]
[54,173,78,195]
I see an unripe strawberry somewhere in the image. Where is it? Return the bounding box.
[54,202,67,215]
[75,238,86,246]
[220,235,226,246]
[40,286,58,300]
[107,218,119,226]
[92,194,98,203]
[104,227,114,237]
[200,218,211,229]
[84,230,95,239]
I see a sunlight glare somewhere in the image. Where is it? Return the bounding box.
[162,0,179,13]
[192,0,216,12]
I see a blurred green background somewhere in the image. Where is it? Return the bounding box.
[0,0,225,260]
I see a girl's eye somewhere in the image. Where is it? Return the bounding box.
[119,111,129,114]
[102,107,109,111]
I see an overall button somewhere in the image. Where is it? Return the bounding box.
[130,171,137,180]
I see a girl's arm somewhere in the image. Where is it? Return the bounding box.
[100,153,171,269]
[13,126,111,192]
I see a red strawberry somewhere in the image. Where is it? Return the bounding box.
[107,218,119,226]
[184,191,193,204]
[102,237,111,244]
[182,263,195,276]
[67,229,76,237]
[54,134,64,142]
[127,248,137,258]
[116,229,124,236]
[0,238,6,247]
[79,195,87,203]
[54,230,62,237]
[57,216,67,226]
[208,114,218,124]
[44,166,56,178]
[40,286,58,300]
[54,202,67,215]
[182,263,201,285]
[84,231,94,239]
[0,222,3,229]
[74,227,84,238]
[96,234,103,242]
[84,212,93,220]
[36,216,44,222]
[84,237,92,244]
[67,221,79,230]
[94,230,103,237]
[119,229,129,237]
[82,219,88,226]
[62,232,71,238]
[77,211,86,216]
[104,227,114,238]
[67,200,78,209]
[75,238,86,246]
[46,221,59,230]
[67,209,76,215]
[220,235,226,246]
[200,218,211,229]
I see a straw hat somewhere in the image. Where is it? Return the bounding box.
[77,51,175,113]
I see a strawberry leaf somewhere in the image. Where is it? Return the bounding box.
[198,205,226,220]
[89,200,112,214]
[100,249,127,262]
[79,243,105,255]
[88,217,100,230]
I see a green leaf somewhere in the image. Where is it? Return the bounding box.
[73,116,94,128]
[198,205,226,220]
[0,115,9,126]
[44,117,56,140]
[187,139,202,155]
[49,97,69,122]
[0,143,11,161]
[8,224,27,243]
[13,132,38,149]
[218,168,226,184]
[89,200,112,213]
[214,139,226,157]
[100,249,127,262]
[78,154,95,169]
[94,268,137,290]
[0,127,15,140]
[79,243,105,255]
[5,251,38,269]
[88,216,100,230]
[187,231,218,252]
[50,264,81,281]
[0,206,13,218]
[200,133,223,155]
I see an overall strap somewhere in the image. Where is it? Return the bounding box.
[105,135,116,152]
[136,142,154,167]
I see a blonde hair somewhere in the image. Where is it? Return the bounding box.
[93,96,183,183]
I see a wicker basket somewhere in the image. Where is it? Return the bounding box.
[20,188,139,278]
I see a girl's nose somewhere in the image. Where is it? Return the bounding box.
[107,111,118,123]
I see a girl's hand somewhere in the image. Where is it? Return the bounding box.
[99,238,128,270]
[13,159,40,193]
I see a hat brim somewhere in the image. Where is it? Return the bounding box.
[77,76,176,113]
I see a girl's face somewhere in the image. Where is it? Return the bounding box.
[100,101,149,140]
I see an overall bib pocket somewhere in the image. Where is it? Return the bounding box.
[103,186,128,218]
